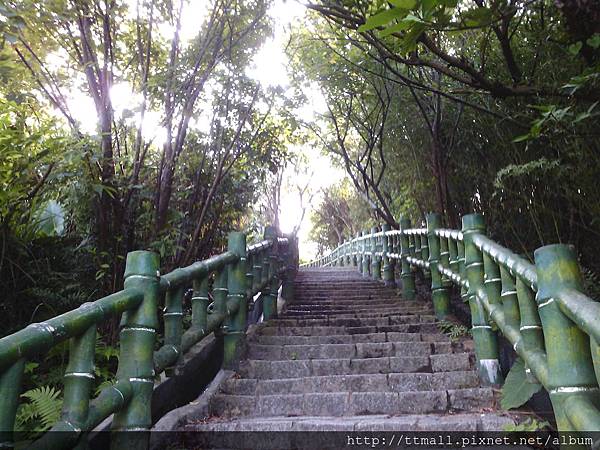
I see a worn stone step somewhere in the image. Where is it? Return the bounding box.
[278,311,433,322]
[270,315,437,328]
[209,388,493,418]
[258,322,441,336]
[284,303,428,312]
[250,331,450,346]
[246,340,453,360]
[239,353,471,379]
[282,307,433,316]
[291,299,411,306]
[188,412,516,435]
[221,371,479,396]
[295,288,397,295]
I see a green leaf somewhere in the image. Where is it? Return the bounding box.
[379,20,413,37]
[389,0,417,9]
[587,34,600,49]
[500,357,542,410]
[568,41,583,55]
[33,200,65,237]
[400,22,426,53]
[421,0,438,14]
[358,8,408,32]
[512,134,530,143]
[462,7,493,26]
[403,13,426,24]
[21,386,62,431]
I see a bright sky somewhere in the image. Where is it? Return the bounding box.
[54,0,342,262]
[246,0,345,260]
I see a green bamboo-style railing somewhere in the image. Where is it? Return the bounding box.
[0,228,298,450]
[305,212,600,435]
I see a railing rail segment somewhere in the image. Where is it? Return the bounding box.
[0,228,298,450]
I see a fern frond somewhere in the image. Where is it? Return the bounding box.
[21,386,62,431]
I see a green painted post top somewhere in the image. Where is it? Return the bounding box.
[426,213,443,231]
[534,244,582,300]
[461,213,485,233]
[124,251,160,280]
[382,224,391,233]
[370,226,378,235]
[399,216,410,229]
[228,232,247,258]
[122,250,160,329]
[264,225,278,241]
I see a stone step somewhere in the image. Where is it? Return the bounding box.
[246,340,453,360]
[239,353,472,379]
[284,303,428,312]
[257,322,440,336]
[209,388,494,418]
[279,310,433,321]
[187,412,516,433]
[295,290,400,295]
[296,283,395,288]
[221,371,479,395]
[250,331,450,346]
[295,290,398,296]
[282,307,433,316]
[270,315,437,328]
[291,297,409,304]
[295,293,400,298]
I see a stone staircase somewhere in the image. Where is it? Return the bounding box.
[187,267,518,436]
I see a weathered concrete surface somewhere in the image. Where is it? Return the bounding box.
[175,268,528,441]
[149,369,234,450]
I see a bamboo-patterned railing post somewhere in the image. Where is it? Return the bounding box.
[111,250,160,450]
[346,239,352,266]
[356,232,363,273]
[393,231,401,284]
[362,231,370,276]
[214,268,228,319]
[371,226,381,280]
[0,358,24,447]
[448,236,459,277]
[345,239,350,266]
[223,232,248,369]
[191,277,209,332]
[263,227,279,321]
[499,265,521,332]
[534,244,598,433]
[439,230,451,288]
[246,253,255,300]
[350,233,358,267]
[515,276,544,382]
[252,248,263,294]
[399,217,416,300]
[38,324,96,448]
[462,214,502,385]
[457,237,468,304]
[420,226,430,281]
[382,224,395,287]
[164,285,185,376]
[280,234,296,304]
[427,213,450,319]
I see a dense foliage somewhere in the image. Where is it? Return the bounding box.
[0,0,294,335]
[293,0,600,274]
[1,0,600,434]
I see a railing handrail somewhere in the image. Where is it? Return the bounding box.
[0,230,297,449]
[304,213,600,434]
